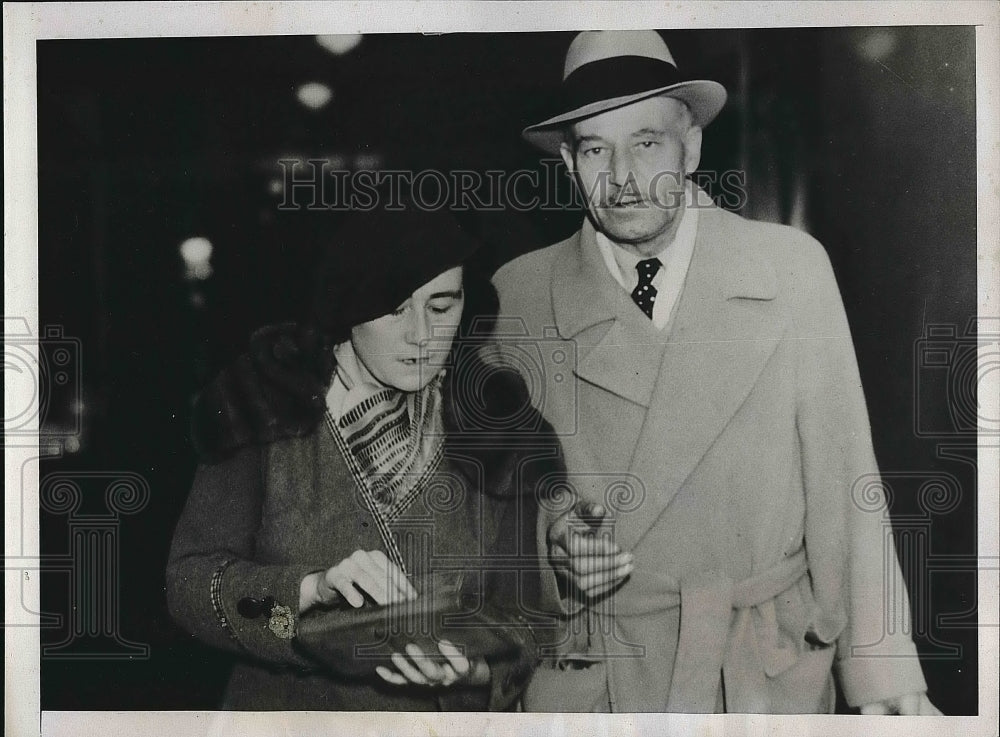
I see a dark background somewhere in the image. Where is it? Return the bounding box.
[35,28,978,713]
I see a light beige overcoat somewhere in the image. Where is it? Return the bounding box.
[491,199,928,712]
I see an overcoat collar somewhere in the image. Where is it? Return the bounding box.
[550,198,786,548]
[551,200,778,340]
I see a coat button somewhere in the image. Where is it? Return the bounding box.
[237,597,264,618]
[237,595,276,619]
[361,521,370,528]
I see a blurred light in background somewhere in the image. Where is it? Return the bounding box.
[295,82,333,110]
[296,82,334,111]
[179,236,214,281]
[315,34,363,56]
[354,152,383,170]
[856,29,898,62]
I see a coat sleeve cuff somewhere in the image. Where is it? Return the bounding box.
[836,651,928,708]
[219,559,324,669]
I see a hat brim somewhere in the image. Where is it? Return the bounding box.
[522,80,727,155]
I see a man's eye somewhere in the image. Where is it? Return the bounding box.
[581,146,604,157]
[637,141,657,149]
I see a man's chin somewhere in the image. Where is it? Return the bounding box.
[597,202,677,224]
[596,215,673,246]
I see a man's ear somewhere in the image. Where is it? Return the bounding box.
[559,140,576,175]
[684,125,703,174]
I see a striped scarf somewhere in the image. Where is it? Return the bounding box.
[329,342,445,520]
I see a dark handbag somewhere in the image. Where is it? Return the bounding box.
[294,571,529,677]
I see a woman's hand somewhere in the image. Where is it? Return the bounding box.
[299,549,417,612]
[375,640,491,688]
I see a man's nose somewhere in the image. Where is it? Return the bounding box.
[609,147,634,187]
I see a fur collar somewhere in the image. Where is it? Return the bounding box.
[191,324,563,496]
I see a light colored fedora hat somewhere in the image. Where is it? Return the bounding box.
[522,30,728,154]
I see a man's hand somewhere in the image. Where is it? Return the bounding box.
[860,691,942,715]
[375,639,491,688]
[299,549,417,612]
[548,498,634,599]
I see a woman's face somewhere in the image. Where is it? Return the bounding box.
[350,266,464,392]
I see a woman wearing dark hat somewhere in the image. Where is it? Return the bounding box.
[166,204,561,711]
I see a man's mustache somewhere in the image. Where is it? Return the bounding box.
[594,191,686,209]
[579,171,688,208]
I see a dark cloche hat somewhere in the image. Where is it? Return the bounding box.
[311,202,481,339]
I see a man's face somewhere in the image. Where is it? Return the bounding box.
[560,96,702,254]
[350,266,464,392]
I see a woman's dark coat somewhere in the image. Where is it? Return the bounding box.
[167,332,563,710]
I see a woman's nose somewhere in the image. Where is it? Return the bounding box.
[404,307,430,345]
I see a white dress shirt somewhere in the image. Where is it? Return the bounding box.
[595,196,699,331]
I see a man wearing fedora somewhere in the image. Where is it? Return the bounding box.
[494,30,940,714]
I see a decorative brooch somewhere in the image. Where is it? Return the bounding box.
[237,595,296,639]
[267,604,296,640]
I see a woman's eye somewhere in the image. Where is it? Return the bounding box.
[428,301,456,315]
[391,304,408,317]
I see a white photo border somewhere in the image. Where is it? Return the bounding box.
[5,2,998,736]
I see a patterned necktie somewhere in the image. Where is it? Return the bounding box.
[632,257,662,319]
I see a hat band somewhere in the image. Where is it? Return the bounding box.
[562,55,684,118]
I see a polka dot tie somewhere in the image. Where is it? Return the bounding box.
[631,257,662,319]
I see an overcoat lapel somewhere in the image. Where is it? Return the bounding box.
[620,205,787,549]
[551,219,670,409]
